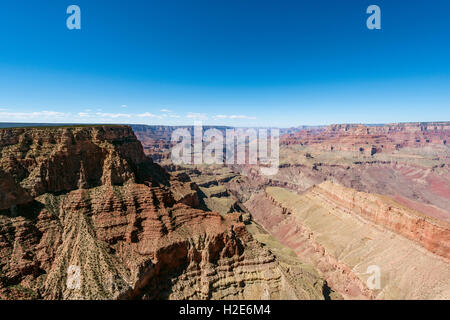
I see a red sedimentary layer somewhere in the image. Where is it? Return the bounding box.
[281,122,450,153]
[310,182,450,259]
[246,190,374,299]
[0,126,324,300]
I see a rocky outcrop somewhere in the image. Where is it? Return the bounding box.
[127,122,450,300]
[245,189,374,300]
[0,126,168,208]
[281,122,450,153]
[0,126,327,300]
[310,181,450,259]
[236,158,450,214]
[245,184,450,299]
[131,125,231,163]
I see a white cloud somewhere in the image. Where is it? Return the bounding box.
[95,112,131,118]
[138,112,159,118]
[121,105,128,108]
[0,109,258,125]
[39,111,66,117]
[0,110,68,120]
[230,115,256,120]
[214,114,256,120]
[214,115,228,119]
[186,112,208,120]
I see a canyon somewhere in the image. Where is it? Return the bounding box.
[246,184,450,299]
[0,122,449,300]
[0,125,331,300]
[132,122,450,299]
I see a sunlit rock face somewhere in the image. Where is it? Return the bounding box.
[0,126,328,300]
[245,183,450,300]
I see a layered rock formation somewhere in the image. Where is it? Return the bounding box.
[129,121,450,300]
[131,124,295,164]
[3,122,448,300]
[281,122,450,154]
[131,125,231,163]
[148,163,450,299]
[245,183,450,299]
[310,181,450,259]
[0,126,328,300]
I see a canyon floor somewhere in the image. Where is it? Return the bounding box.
[0,122,449,299]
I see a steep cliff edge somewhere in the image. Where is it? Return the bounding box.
[0,125,168,210]
[310,181,450,259]
[281,122,450,153]
[245,184,450,299]
[0,126,327,300]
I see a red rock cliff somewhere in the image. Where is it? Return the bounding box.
[281,122,450,154]
[311,181,450,259]
[0,126,326,300]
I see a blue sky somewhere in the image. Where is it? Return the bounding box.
[0,0,449,127]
